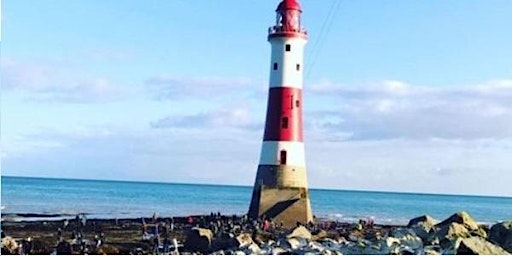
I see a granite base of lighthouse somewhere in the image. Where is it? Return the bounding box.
[248,165,313,228]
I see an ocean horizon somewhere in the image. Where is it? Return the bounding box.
[2,175,511,225]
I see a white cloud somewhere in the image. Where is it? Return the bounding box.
[306,79,512,141]
[145,74,254,100]
[1,59,132,103]
[305,138,512,196]
[151,105,263,131]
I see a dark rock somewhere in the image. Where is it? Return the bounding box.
[489,221,512,253]
[184,227,213,253]
[422,245,442,255]
[56,240,73,255]
[211,233,237,251]
[456,237,510,255]
[408,215,437,241]
[408,215,436,228]
[312,229,328,241]
[96,244,120,254]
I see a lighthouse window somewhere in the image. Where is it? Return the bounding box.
[281,117,289,128]
[280,150,287,165]
[273,62,278,70]
[285,44,291,51]
[296,64,301,71]
[295,100,300,108]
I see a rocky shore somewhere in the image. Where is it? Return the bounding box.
[2,211,511,254]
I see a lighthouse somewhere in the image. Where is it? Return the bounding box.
[248,0,313,227]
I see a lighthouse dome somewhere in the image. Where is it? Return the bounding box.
[276,0,302,12]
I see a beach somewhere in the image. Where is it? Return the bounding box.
[2,212,511,255]
[2,177,512,254]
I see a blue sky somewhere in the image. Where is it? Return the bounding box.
[2,0,511,196]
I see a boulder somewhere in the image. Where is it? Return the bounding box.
[308,241,327,252]
[407,216,437,241]
[311,229,328,241]
[286,237,309,250]
[456,236,510,255]
[96,244,120,254]
[411,222,435,241]
[380,237,401,254]
[431,222,471,247]
[271,246,289,255]
[253,230,274,244]
[319,238,341,250]
[287,226,312,240]
[235,233,254,247]
[422,245,441,255]
[408,215,437,228]
[389,228,424,250]
[489,221,512,252]
[436,211,479,231]
[1,236,19,254]
[184,227,214,253]
[212,234,237,251]
[55,240,73,255]
[243,243,261,255]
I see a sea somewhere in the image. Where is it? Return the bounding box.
[1,176,511,225]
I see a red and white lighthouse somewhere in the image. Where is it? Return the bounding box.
[248,0,313,227]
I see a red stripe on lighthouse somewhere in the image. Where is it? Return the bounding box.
[263,87,303,142]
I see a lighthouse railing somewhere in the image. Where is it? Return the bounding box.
[268,25,308,35]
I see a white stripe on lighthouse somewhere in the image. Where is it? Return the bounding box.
[258,141,306,166]
[269,37,307,89]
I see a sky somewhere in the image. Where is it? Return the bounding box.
[1,0,511,197]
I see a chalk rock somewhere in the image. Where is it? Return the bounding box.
[271,247,289,255]
[235,233,254,248]
[379,237,403,255]
[184,227,214,253]
[389,228,424,250]
[287,225,312,240]
[456,236,510,255]
[1,236,19,254]
[436,211,479,231]
[431,222,470,248]
[286,237,308,250]
[489,221,512,253]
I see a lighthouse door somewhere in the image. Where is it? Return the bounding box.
[280,150,287,165]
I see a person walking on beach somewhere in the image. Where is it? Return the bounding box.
[152,235,160,254]
[162,236,170,254]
